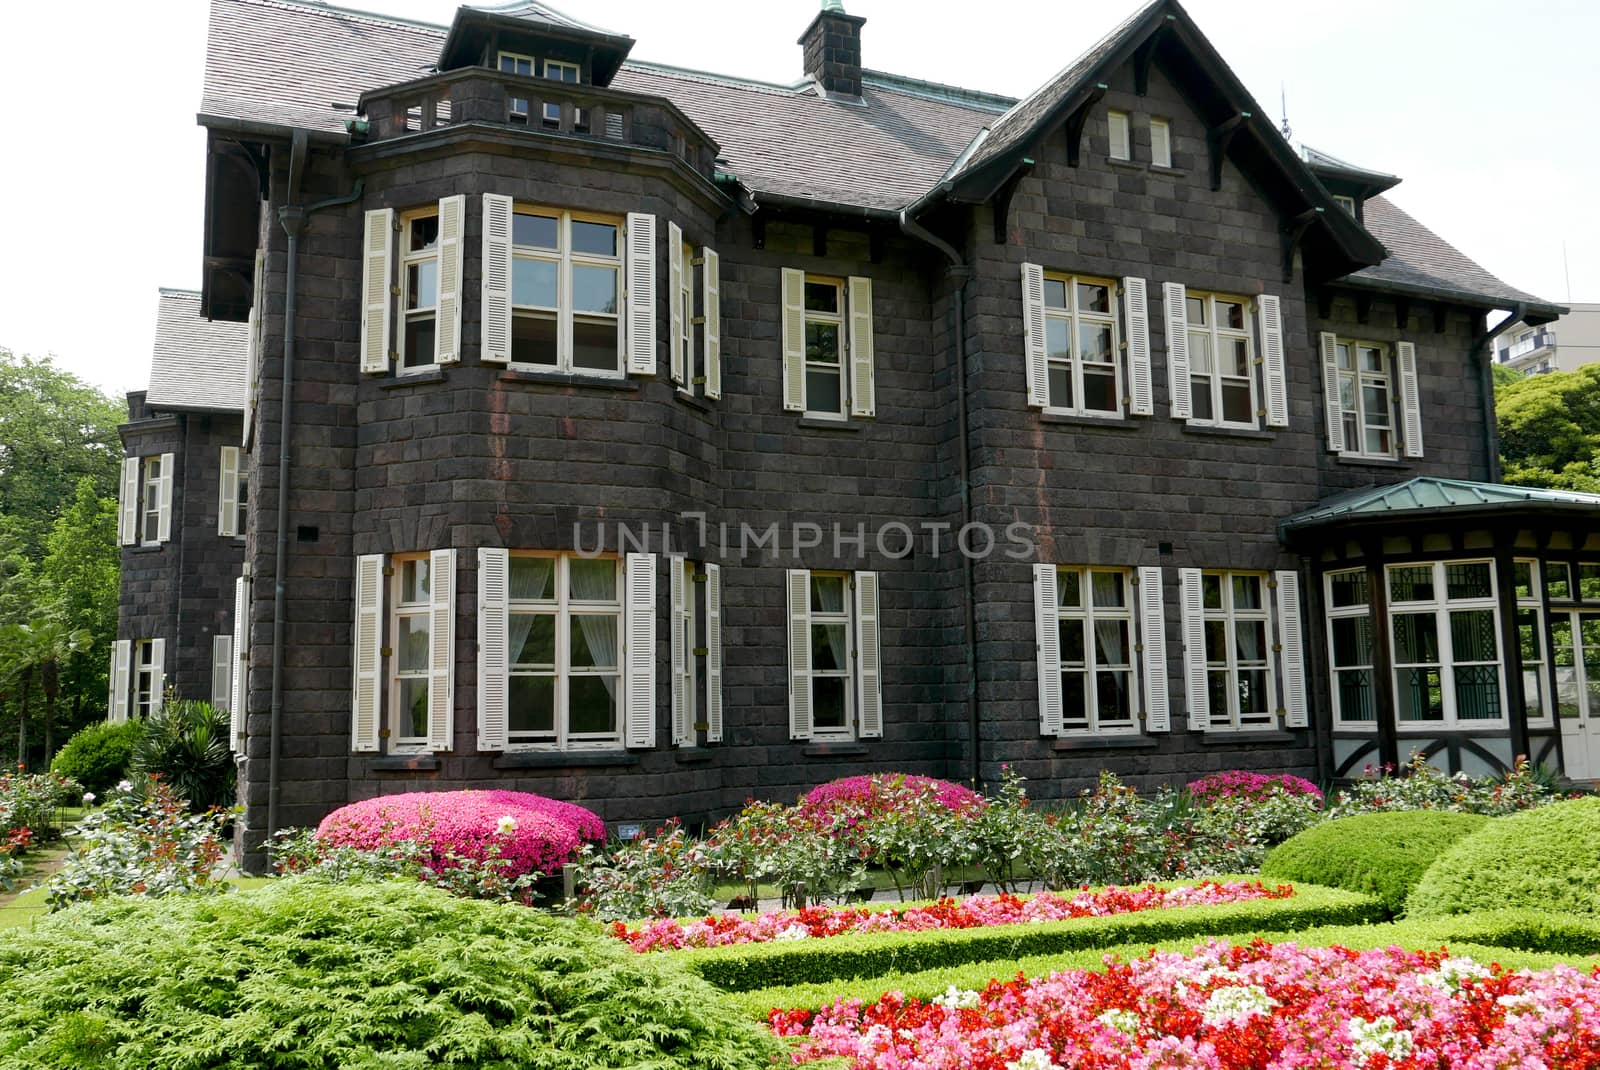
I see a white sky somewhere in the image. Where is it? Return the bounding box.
[0,0,1595,396]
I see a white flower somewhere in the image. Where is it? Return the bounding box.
[1201,984,1277,1027]
[1496,992,1538,1015]
[1006,1049,1054,1070]
[496,814,518,836]
[1418,955,1491,993]
[1096,1009,1141,1037]
[1348,1015,1414,1065]
[81,792,96,805]
[773,924,810,941]
[932,985,980,1010]
[116,780,133,793]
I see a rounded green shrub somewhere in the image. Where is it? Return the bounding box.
[1260,809,1488,914]
[49,721,142,797]
[1409,797,1600,918]
[0,877,781,1069]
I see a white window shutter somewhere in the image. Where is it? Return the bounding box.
[855,571,882,738]
[361,208,394,374]
[1275,569,1308,728]
[848,275,876,418]
[119,457,139,546]
[703,248,721,400]
[218,446,240,537]
[434,194,464,364]
[211,635,233,712]
[1137,566,1169,732]
[110,639,132,723]
[1398,341,1424,457]
[786,568,812,739]
[243,247,264,446]
[1179,567,1208,731]
[476,548,509,751]
[624,552,657,747]
[1259,294,1288,428]
[428,548,456,751]
[156,453,174,543]
[781,268,806,412]
[1320,331,1345,453]
[1123,276,1152,416]
[480,194,514,364]
[352,553,383,752]
[669,555,688,745]
[1033,564,1062,735]
[668,222,685,388]
[705,562,723,742]
[149,638,166,714]
[1021,263,1048,408]
[625,212,657,376]
[231,575,248,751]
[1164,283,1192,419]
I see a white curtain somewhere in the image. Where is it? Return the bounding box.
[507,558,553,668]
[571,561,619,701]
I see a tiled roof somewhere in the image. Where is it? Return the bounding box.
[1281,477,1600,537]
[147,289,249,413]
[470,0,625,38]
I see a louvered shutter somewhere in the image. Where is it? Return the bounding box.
[149,638,166,714]
[1275,569,1308,728]
[1137,566,1170,732]
[705,562,723,742]
[156,453,174,543]
[211,635,233,712]
[1124,276,1153,416]
[668,222,685,388]
[855,571,882,738]
[481,194,514,364]
[669,555,689,745]
[352,554,383,752]
[848,275,876,417]
[1398,341,1424,458]
[781,268,805,412]
[1033,564,1062,735]
[477,548,509,751]
[786,568,812,739]
[361,208,394,373]
[428,548,456,751]
[1259,294,1288,427]
[625,212,657,375]
[1320,332,1345,453]
[1164,283,1192,419]
[1179,568,1208,730]
[703,248,721,400]
[243,247,264,445]
[624,552,657,747]
[110,639,132,723]
[119,457,139,546]
[218,446,240,537]
[231,575,248,751]
[1022,263,1048,408]
[434,194,464,364]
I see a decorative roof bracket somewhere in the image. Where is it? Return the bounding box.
[1206,111,1249,191]
[991,160,1034,244]
[1280,207,1320,283]
[1064,84,1109,168]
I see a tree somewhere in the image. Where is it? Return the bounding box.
[0,619,89,767]
[34,479,119,733]
[1497,365,1600,492]
[1491,362,1523,389]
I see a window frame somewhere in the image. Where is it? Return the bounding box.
[508,206,625,379]
[134,639,158,720]
[676,557,697,747]
[398,208,440,375]
[802,275,848,421]
[1333,194,1357,215]
[1042,273,1122,418]
[679,233,696,394]
[1185,291,1258,430]
[808,570,856,739]
[1107,109,1131,161]
[388,554,434,751]
[140,455,163,546]
[1333,337,1399,459]
[1514,559,1553,729]
[1149,118,1172,168]
[1324,568,1378,730]
[1386,560,1507,730]
[498,50,535,123]
[1201,570,1277,731]
[1055,566,1138,736]
[235,464,249,540]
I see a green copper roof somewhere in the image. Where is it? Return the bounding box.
[1281,478,1600,540]
[821,0,845,11]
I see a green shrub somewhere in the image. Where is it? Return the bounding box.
[675,882,1383,991]
[130,700,234,812]
[0,877,780,1069]
[1409,797,1600,917]
[1260,810,1488,914]
[50,721,142,797]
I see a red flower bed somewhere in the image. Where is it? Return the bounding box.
[800,774,985,819]
[1186,771,1324,803]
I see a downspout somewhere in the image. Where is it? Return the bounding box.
[266,126,365,850]
[1473,303,1525,484]
[899,210,981,790]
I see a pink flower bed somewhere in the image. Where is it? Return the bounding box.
[613,881,1291,952]
[801,774,985,818]
[316,790,604,877]
[1186,771,1324,803]
[774,939,1600,1069]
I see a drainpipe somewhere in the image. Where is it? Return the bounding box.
[1474,303,1524,484]
[899,210,981,790]
[265,127,365,851]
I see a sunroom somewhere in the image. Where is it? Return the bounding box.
[1280,478,1600,783]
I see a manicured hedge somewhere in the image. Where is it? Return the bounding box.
[1409,797,1600,917]
[676,883,1383,991]
[0,877,779,1069]
[1260,810,1488,914]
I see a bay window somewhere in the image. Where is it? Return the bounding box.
[400,210,439,372]
[1325,568,1377,727]
[507,554,622,749]
[390,555,434,748]
[1388,561,1504,728]
[510,208,623,375]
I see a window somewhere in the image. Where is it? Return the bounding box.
[543,59,580,127]
[1514,560,1551,727]
[1108,109,1130,160]
[400,210,439,373]
[499,51,534,123]
[787,569,882,741]
[807,573,855,737]
[1186,292,1256,427]
[672,557,696,746]
[141,455,165,545]
[1333,339,1397,458]
[1149,118,1171,168]
[507,554,622,749]
[1041,274,1121,416]
[803,277,847,418]
[236,466,249,540]
[510,208,623,375]
[390,556,434,749]
[1055,568,1136,734]
[1333,194,1356,215]
[134,639,160,720]
[1388,561,1504,728]
[677,229,696,392]
[1201,572,1275,730]
[219,445,246,538]
[1325,568,1377,728]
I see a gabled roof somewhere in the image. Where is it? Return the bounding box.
[146,289,249,414]
[1281,477,1600,541]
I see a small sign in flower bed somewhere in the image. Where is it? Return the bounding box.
[614,881,1293,952]
[773,939,1600,1069]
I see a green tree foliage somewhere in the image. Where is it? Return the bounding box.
[1491,362,1523,389]
[1497,364,1600,491]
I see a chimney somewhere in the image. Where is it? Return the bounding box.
[799,0,866,99]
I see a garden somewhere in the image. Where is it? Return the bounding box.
[3,740,1600,1069]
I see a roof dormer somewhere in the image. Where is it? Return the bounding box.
[437,1,635,86]
[1300,145,1401,225]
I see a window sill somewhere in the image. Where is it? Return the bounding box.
[1038,412,1141,430]
[1334,453,1410,469]
[797,417,861,433]
[676,390,713,413]
[498,369,639,392]
[1107,157,1144,171]
[803,741,869,758]
[491,750,640,769]
[1051,734,1158,752]
[380,368,447,389]
[674,748,714,764]
[1148,164,1188,178]
[1198,729,1300,745]
[1180,423,1277,442]
[369,754,440,771]
[127,544,167,554]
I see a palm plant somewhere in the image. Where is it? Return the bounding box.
[0,619,88,768]
[131,699,236,813]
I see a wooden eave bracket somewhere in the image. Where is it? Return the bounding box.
[1280,207,1320,284]
[992,160,1035,244]
[1064,84,1110,168]
[1133,20,1175,97]
[1206,111,1250,191]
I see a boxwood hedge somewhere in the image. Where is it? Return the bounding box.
[1409,798,1600,917]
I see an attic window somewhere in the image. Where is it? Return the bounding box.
[499,52,534,124]
[1334,194,1356,216]
[1108,110,1131,161]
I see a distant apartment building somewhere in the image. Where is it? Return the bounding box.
[1497,303,1600,375]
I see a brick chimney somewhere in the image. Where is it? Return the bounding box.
[799,0,866,98]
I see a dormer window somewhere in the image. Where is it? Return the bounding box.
[1333,194,1357,216]
[499,52,535,123]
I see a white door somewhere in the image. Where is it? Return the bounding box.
[1554,612,1600,780]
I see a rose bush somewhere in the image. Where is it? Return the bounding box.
[0,767,80,852]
